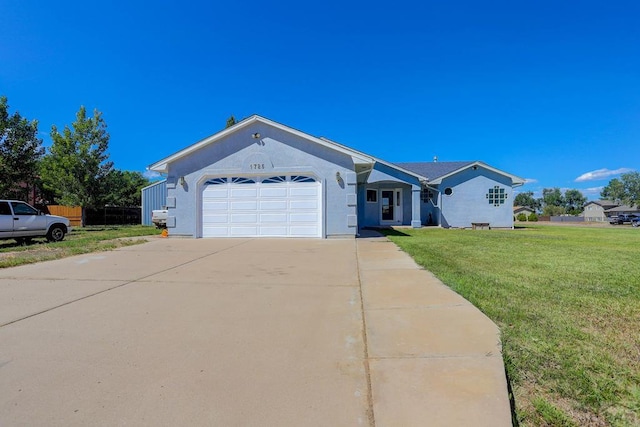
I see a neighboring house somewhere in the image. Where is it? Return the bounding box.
[146,115,525,238]
[513,206,535,219]
[605,204,640,217]
[582,200,620,222]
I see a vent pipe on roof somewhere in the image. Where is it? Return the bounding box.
[433,156,438,162]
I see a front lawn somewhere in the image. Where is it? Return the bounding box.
[383,225,639,426]
[0,225,161,268]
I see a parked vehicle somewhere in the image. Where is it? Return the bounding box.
[0,200,71,243]
[632,216,640,227]
[151,209,168,228]
[610,214,631,225]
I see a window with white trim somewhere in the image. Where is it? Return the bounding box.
[366,189,377,202]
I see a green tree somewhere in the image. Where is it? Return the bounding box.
[0,96,44,200]
[103,170,150,206]
[225,115,236,128]
[563,189,587,215]
[600,178,625,203]
[514,191,541,211]
[40,106,114,208]
[620,172,640,207]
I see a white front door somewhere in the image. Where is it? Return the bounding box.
[380,189,403,224]
[202,175,322,238]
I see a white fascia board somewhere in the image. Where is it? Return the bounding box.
[149,115,376,172]
[429,161,526,186]
[148,115,262,172]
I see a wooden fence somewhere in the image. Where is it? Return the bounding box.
[47,205,83,227]
[45,206,142,227]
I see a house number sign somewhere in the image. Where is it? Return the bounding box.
[243,153,273,172]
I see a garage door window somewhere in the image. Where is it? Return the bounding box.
[205,177,227,185]
[263,176,287,183]
[291,175,315,183]
[231,177,256,184]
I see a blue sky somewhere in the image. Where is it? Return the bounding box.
[2,1,638,199]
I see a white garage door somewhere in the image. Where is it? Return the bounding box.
[202,175,322,238]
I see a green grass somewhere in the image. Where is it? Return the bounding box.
[382,225,640,426]
[0,225,161,268]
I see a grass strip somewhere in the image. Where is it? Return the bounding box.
[382,225,640,426]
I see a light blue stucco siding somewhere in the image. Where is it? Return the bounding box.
[438,167,515,228]
[162,122,358,238]
[358,162,422,228]
[141,180,167,226]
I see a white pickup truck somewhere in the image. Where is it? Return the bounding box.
[151,209,168,228]
[0,200,72,244]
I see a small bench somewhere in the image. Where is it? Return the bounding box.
[471,222,490,230]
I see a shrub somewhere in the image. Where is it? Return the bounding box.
[528,213,539,222]
[516,213,528,221]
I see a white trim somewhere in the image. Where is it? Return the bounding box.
[149,115,374,173]
[379,188,403,224]
[428,161,526,186]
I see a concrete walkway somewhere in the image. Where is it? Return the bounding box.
[0,236,511,426]
[356,233,512,426]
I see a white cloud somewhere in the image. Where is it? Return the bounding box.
[582,186,604,196]
[524,178,538,184]
[143,170,162,180]
[574,168,634,182]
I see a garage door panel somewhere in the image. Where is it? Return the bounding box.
[203,226,229,237]
[231,188,258,198]
[290,186,318,197]
[230,226,258,236]
[203,214,228,224]
[203,179,321,238]
[231,213,258,223]
[260,213,288,223]
[290,199,318,210]
[259,226,288,236]
[203,201,228,211]
[290,213,318,223]
[260,200,287,210]
[204,189,229,198]
[260,187,287,197]
[231,201,258,210]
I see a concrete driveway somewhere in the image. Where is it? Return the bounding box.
[0,236,511,426]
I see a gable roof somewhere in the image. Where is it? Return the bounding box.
[396,161,526,186]
[148,115,375,173]
[584,200,619,209]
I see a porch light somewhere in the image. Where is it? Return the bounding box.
[179,176,186,186]
[336,171,341,182]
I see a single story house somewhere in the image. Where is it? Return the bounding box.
[513,206,535,219]
[145,115,525,238]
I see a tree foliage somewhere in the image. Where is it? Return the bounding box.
[40,106,114,208]
[540,187,586,216]
[600,178,625,203]
[0,96,44,200]
[563,189,587,215]
[225,115,236,128]
[514,191,541,211]
[601,173,640,207]
[103,170,150,206]
[620,172,640,207]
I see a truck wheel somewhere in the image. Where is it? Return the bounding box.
[46,225,66,242]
